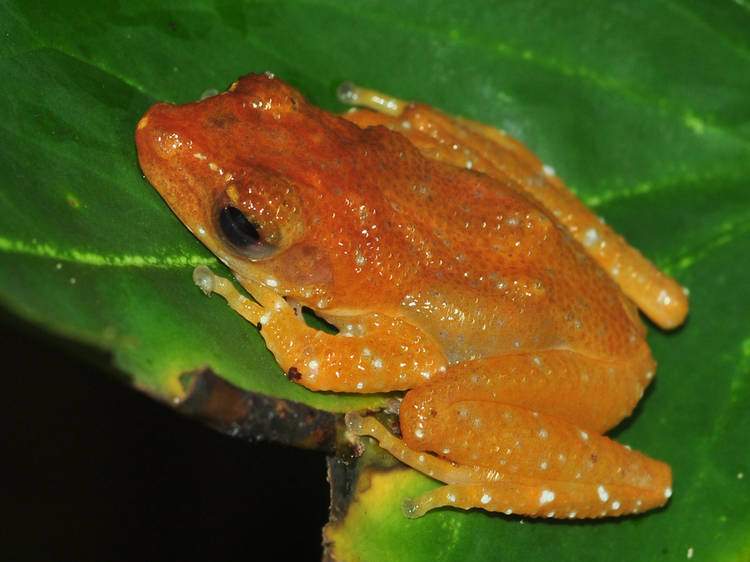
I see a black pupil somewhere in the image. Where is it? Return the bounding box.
[219,206,262,248]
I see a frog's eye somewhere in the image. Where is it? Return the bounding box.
[217,205,279,260]
[213,168,304,260]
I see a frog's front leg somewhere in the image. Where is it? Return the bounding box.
[193,266,447,392]
[349,350,671,519]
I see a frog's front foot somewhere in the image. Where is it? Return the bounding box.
[192,265,289,325]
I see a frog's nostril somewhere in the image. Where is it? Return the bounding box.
[149,128,186,158]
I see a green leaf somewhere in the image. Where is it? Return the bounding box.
[2,1,749,560]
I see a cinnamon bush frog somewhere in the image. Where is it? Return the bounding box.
[135,73,688,519]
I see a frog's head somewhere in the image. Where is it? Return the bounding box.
[135,73,408,312]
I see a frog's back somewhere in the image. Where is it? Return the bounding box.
[375,150,645,364]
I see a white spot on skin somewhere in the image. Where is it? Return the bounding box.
[542,164,555,176]
[538,429,548,439]
[356,382,364,390]
[372,358,383,369]
[598,485,609,502]
[414,429,424,439]
[481,493,492,505]
[611,500,621,510]
[580,430,589,441]
[583,228,600,247]
[505,508,513,515]
[569,511,577,518]
[266,278,278,288]
[447,493,456,503]
[540,461,548,470]
[539,490,555,505]
[665,487,672,498]
[657,289,672,306]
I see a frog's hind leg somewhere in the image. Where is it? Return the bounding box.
[347,406,672,519]
[337,82,688,330]
[347,348,671,519]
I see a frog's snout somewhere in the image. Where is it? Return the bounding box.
[135,103,189,162]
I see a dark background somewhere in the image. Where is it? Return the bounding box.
[2,313,330,561]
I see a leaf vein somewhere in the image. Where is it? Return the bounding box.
[0,236,214,269]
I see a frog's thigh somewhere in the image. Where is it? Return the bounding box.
[453,120,688,329]
[433,112,689,329]
[403,348,655,436]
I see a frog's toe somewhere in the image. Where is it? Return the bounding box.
[193,265,218,295]
[336,81,406,116]
[191,265,265,325]
[401,497,421,519]
[345,412,365,434]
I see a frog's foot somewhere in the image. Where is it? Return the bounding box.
[337,82,407,116]
[347,412,672,519]
[193,265,280,325]
[192,266,447,393]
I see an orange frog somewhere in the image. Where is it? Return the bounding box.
[135,73,688,519]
